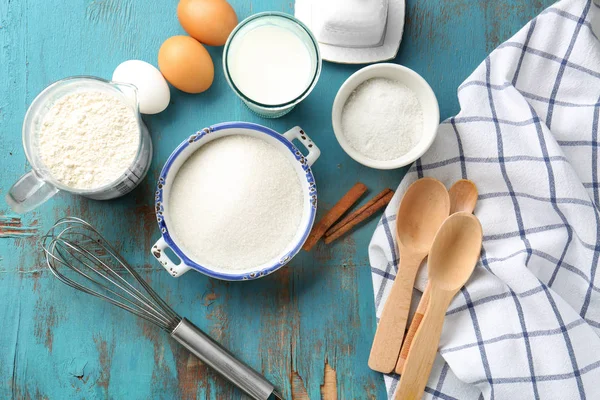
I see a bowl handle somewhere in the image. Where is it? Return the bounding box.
[282,126,321,167]
[152,237,192,278]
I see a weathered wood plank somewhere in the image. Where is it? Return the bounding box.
[0,0,551,399]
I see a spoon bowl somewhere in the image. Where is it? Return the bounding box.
[396,178,450,252]
[428,212,483,291]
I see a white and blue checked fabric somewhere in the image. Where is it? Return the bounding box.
[369,0,600,398]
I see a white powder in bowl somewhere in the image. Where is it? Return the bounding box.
[37,90,140,190]
[167,135,304,271]
[341,78,423,161]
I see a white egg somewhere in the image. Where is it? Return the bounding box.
[112,60,170,114]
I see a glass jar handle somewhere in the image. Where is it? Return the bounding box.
[113,82,139,109]
[6,171,59,213]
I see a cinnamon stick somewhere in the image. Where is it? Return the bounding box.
[323,190,394,244]
[325,188,393,238]
[302,182,367,251]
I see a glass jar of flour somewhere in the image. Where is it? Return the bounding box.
[6,76,152,213]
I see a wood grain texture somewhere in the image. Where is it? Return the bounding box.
[395,284,429,375]
[395,290,454,400]
[396,179,478,374]
[320,361,337,400]
[0,0,551,399]
[369,250,425,373]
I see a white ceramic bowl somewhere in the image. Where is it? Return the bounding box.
[331,63,440,169]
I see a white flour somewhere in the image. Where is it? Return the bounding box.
[37,90,139,190]
[341,78,423,161]
[168,135,304,271]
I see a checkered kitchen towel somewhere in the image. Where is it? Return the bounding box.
[369,0,600,399]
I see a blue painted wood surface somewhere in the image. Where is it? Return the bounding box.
[0,1,551,399]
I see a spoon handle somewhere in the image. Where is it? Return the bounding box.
[368,251,424,373]
[395,282,431,374]
[394,290,453,400]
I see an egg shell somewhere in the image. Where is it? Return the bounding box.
[158,36,214,94]
[177,0,238,46]
[112,60,171,114]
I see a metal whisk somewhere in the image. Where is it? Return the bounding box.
[42,217,282,400]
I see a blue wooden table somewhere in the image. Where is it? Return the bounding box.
[0,1,551,399]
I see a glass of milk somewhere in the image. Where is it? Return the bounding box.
[223,12,322,118]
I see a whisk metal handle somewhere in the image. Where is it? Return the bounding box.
[171,318,282,400]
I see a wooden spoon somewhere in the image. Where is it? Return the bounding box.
[448,179,479,215]
[368,178,450,373]
[395,179,478,373]
[394,212,483,400]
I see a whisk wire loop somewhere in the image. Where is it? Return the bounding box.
[42,217,180,331]
[41,217,280,400]
[53,234,173,326]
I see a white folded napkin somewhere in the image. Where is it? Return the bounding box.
[369,0,600,398]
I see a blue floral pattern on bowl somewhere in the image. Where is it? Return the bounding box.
[152,122,320,281]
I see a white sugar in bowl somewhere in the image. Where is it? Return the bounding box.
[151,122,320,281]
[332,63,440,169]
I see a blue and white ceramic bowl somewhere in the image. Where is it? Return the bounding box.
[151,122,320,281]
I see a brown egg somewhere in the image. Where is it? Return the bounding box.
[158,36,214,94]
[177,0,238,46]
